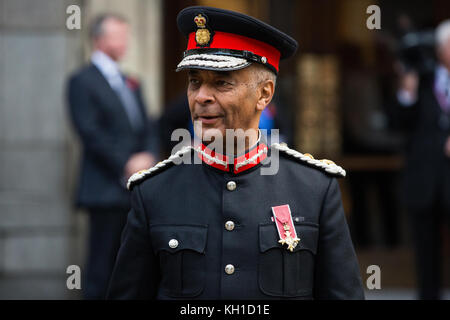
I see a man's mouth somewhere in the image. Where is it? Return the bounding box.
[196,115,223,125]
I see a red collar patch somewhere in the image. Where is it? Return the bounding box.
[196,142,268,174]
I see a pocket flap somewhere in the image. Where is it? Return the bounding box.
[259,222,318,254]
[150,224,208,254]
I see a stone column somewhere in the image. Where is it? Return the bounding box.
[0,0,84,299]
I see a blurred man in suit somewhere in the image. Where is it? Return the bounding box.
[396,19,450,299]
[66,13,159,299]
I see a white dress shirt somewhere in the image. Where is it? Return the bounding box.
[91,50,143,130]
[91,50,125,90]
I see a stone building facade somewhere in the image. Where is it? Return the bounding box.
[0,0,162,299]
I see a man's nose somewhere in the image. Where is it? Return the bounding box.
[195,84,215,105]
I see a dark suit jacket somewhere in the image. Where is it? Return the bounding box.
[396,71,450,210]
[106,144,364,300]
[66,64,159,209]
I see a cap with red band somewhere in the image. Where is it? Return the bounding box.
[176,6,298,74]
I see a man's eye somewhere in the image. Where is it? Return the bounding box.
[189,78,200,85]
[216,80,230,86]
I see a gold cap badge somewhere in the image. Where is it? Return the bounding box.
[194,14,211,46]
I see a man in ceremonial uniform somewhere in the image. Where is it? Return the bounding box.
[107,6,364,300]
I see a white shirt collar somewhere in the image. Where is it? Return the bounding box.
[436,64,449,79]
[436,64,450,85]
[91,50,123,88]
[435,64,450,92]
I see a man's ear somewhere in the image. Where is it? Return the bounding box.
[256,79,275,111]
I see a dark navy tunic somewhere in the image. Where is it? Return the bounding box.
[107,141,364,300]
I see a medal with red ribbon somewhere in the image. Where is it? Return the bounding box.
[271,204,300,252]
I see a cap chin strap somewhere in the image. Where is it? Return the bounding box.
[182,48,278,74]
[177,53,249,71]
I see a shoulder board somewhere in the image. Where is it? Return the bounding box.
[127,146,193,190]
[271,143,346,177]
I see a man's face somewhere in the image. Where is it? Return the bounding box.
[187,67,262,143]
[95,18,129,61]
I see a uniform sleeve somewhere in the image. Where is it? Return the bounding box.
[66,75,131,177]
[313,178,365,300]
[106,185,158,299]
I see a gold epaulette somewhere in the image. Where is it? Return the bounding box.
[127,146,193,190]
[271,143,346,178]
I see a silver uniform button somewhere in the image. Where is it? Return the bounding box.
[168,239,179,249]
[225,221,235,231]
[227,181,237,191]
[225,264,235,275]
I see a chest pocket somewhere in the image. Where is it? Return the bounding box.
[150,224,208,298]
[258,222,319,298]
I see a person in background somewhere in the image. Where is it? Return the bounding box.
[66,13,159,299]
[396,19,450,300]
